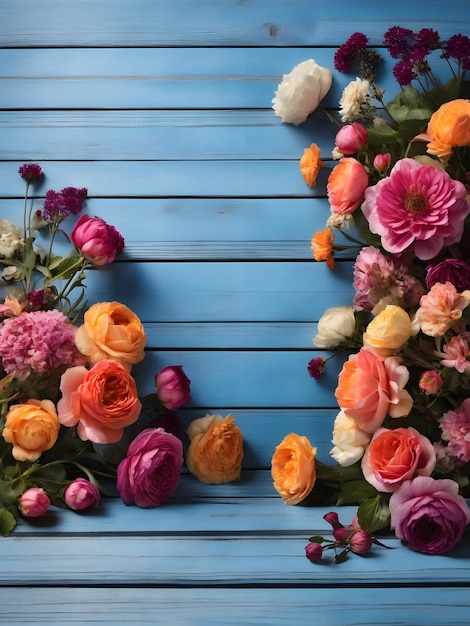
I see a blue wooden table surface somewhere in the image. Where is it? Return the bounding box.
[2,1,470,624]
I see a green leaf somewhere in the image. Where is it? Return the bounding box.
[334,548,350,564]
[308,535,325,544]
[0,508,17,537]
[0,478,26,506]
[337,480,378,505]
[357,494,391,534]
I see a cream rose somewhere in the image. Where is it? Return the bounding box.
[313,306,356,349]
[330,410,371,466]
[363,304,412,356]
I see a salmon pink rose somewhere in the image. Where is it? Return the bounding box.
[362,427,436,492]
[71,214,124,266]
[57,360,142,444]
[271,433,317,505]
[426,99,470,160]
[327,157,369,214]
[75,301,146,371]
[335,348,413,433]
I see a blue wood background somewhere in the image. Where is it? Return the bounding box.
[2,2,470,623]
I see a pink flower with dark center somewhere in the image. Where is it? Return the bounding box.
[440,398,470,464]
[362,158,470,260]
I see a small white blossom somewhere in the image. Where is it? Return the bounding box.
[339,78,370,123]
[0,219,24,259]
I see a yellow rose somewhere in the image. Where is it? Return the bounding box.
[75,301,146,371]
[363,304,412,356]
[186,413,243,484]
[426,99,470,159]
[271,433,317,505]
[2,399,60,462]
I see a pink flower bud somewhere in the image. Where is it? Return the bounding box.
[373,152,391,173]
[323,511,343,529]
[419,370,443,395]
[155,365,191,410]
[71,214,124,266]
[335,123,368,154]
[64,478,101,511]
[18,487,50,518]
[305,542,323,562]
[333,527,351,542]
[349,530,373,554]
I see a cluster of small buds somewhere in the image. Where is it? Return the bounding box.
[305,511,389,564]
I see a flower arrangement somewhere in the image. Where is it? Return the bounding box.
[0,163,233,536]
[271,27,470,559]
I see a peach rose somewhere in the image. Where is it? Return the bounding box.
[335,348,413,433]
[299,143,325,187]
[57,360,142,444]
[426,99,470,159]
[271,432,317,505]
[75,301,146,370]
[327,157,369,214]
[186,413,244,484]
[363,304,412,357]
[2,399,60,462]
[362,427,436,492]
[414,281,470,337]
[311,227,335,269]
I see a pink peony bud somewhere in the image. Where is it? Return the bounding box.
[373,152,391,173]
[64,478,101,511]
[18,487,51,518]
[349,530,373,554]
[305,542,323,562]
[334,122,368,154]
[155,365,191,410]
[419,370,443,395]
[71,214,125,266]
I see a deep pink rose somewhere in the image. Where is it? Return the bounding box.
[71,214,125,266]
[155,365,191,410]
[390,476,470,554]
[116,427,183,508]
[64,478,101,511]
[18,488,50,518]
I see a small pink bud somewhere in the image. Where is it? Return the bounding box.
[323,511,343,529]
[333,527,351,542]
[18,488,50,518]
[373,152,391,173]
[305,542,323,562]
[335,123,368,154]
[155,365,191,410]
[349,530,373,554]
[419,370,443,395]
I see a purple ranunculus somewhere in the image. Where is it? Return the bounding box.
[426,258,470,292]
[64,478,101,511]
[155,365,191,410]
[116,428,183,508]
[71,214,125,266]
[389,476,470,555]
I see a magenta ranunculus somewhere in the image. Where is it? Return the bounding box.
[426,258,470,292]
[18,487,51,518]
[64,478,101,511]
[71,214,125,266]
[155,365,191,410]
[389,476,470,554]
[116,427,183,508]
[362,158,470,260]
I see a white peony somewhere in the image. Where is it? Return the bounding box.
[272,59,332,126]
[338,77,370,123]
[330,410,371,466]
[313,305,356,348]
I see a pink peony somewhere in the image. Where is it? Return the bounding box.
[117,427,183,508]
[440,398,470,464]
[362,158,470,260]
[390,476,470,554]
[71,214,125,266]
[155,365,191,410]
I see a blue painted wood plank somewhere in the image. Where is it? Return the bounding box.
[1,0,467,47]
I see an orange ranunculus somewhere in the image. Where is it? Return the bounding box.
[426,99,470,160]
[186,413,244,484]
[327,157,369,214]
[57,360,142,444]
[311,227,335,268]
[335,348,413,433]
[2,399,60,462]
[362,304,412,357]
[271,432,317,505]
[75,301,146,371]
[299,143,325,187]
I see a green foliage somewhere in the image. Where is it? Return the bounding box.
[357,494,391,534]
[0,508,17,537]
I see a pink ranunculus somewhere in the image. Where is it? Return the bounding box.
[116,427,183,508]
[389,476,470,554]
[71,214,125,266]
[362,158,470,260]
[334,122,368,154]
[440,398,470,464]
[64,478,101,511]
[155,365,191,410]
[18,487,51,518]
[327,157,369,215]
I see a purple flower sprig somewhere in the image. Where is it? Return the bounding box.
[305,511,391,564]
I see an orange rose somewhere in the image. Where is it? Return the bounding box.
[75,301,146,370]
[300,143,325,187]
[311,227,335,268]
[2,399,60,461]
[426,99,470,159]
[271,433,317,505]
[327,157,369,214]
[186,413,244,484]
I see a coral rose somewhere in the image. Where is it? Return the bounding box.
[2,399,60,462]
[186,413,244,484]
[362,427,436,493]
[271,432,317,505]
[426,99,470,160]
[299,143,325,187]
[75,301,146,371]
[327,157,369,214]
[362,304,412,357]
[335,348,413,433]
[57,360,142,444]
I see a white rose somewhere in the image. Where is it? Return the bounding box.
[329,410,371,466]
[313,306,356,349]
[272,59,332,126]
[338,77,370,123]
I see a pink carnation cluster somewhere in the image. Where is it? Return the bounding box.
[440,399,470,465]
